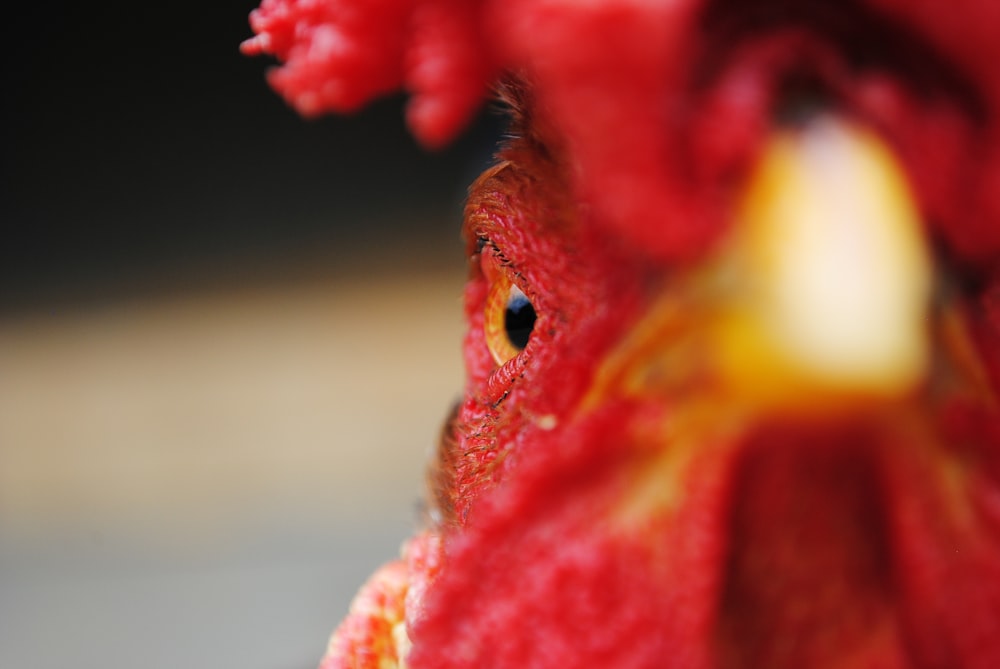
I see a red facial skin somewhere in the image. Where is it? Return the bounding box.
[246,2,1000,668]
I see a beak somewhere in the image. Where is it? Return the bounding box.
[590,117,934,418]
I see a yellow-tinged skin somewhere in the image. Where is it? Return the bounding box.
[320,559,410,669]
[321,532,443,669]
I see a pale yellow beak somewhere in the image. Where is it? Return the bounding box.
[584,116,933,418]
[711,117,933,410]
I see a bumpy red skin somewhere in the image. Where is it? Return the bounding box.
[245,2,1000,668]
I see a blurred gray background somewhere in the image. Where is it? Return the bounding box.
[1,3,502,667]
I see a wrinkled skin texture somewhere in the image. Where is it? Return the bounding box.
[245,1,1000,668]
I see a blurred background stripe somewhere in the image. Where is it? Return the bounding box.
[1,2,499,667]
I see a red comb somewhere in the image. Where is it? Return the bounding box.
[244,0,1000,262]
[241,0,493,148]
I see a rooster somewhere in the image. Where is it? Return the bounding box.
[243,1,1000,668]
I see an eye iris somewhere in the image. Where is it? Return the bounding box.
[504,287,536,351]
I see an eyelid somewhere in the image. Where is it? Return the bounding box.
[479,245,502,282]
[479,239,517,285]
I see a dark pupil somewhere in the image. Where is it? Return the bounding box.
[504,292,536,350]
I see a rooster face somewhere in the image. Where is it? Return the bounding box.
[419,10,1000,669]
[244,1,1000,667]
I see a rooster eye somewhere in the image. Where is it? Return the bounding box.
[484,275,537,366]
[504,286,536,349]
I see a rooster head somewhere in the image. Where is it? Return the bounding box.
[245,2,1000,667]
